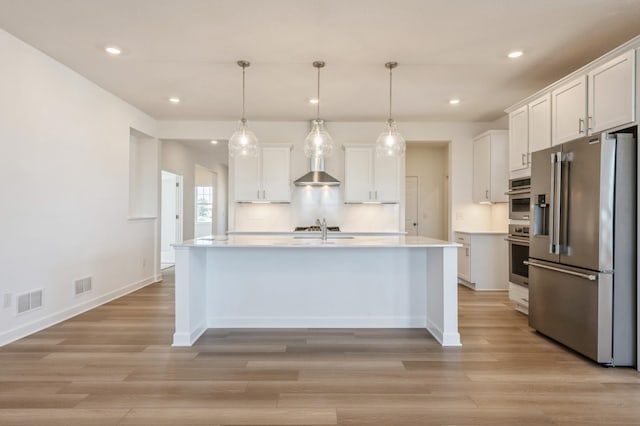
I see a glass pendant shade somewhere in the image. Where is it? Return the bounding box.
[304,119,334,158]
[376,61,405,157]
[229,60,258,157]
[304,61,334,158]
[376,118,406,157]
[229,118,259,157]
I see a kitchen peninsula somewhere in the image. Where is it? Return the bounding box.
[172,235,461,347]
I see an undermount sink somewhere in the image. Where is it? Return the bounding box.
[293,235,355,239]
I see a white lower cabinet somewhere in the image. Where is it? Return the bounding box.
[455,232,508,291]
[509,283,529,315]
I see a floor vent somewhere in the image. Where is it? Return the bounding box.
[74,277,92,296]
[16,289,43,315]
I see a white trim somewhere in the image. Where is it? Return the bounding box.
[426,318,461,346]
[206,316,426,328]
[0,276,160,347]
[172,322,207,346]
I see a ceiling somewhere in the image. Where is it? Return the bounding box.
[1,0,639,123]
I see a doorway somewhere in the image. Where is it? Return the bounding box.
[161,170,183,269]
[405,143,450,240]
[405,176,419,236]
[194,166,216,238]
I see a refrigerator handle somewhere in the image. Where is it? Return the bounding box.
[549,152,557,254]
[554,152,562,255]
[524,261,597,281]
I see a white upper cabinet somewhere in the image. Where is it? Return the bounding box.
[508,105,528,173]
[472,130,508,203]
[552,75,587,145]
[234,145,291,202]
[508,93,552,175]
[344,145,400,203]
[587,50,635,133]
[551,50,635,145]
[528,93,552,153]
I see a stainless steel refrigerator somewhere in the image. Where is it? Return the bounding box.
[528,131,636,366]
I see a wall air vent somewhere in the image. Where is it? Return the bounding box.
[74,277,92,296]
[16,289,43,315]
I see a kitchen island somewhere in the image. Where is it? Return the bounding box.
[172,235,461,347]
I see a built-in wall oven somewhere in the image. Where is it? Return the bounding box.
[506,177,531,221]
[507,224,529,287]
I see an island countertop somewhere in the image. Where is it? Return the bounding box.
[175,234,460,248]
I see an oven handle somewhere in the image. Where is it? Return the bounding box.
[505,188,531,196]
[505,237,529,244]
[524,260,597,281]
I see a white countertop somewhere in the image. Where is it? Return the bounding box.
[175,235,459,248]
[228,231,407,236]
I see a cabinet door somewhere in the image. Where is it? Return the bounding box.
[457,244,470,282]
[552,76,587,145]
[472,134,491,203]
[528,94,552,154]
[588,50,635,134]
[373,154,400,202]
[261,146,291,202]
[509,105,528,172]
[344,147,373,202]
[234,154,260,202]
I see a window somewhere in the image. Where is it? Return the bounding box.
[195,186,213,223]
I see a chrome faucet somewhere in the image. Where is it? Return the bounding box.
[316,218,328,241]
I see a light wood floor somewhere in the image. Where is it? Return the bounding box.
[1,270,639,425]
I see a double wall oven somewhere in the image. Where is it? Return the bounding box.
[506,177,531,314]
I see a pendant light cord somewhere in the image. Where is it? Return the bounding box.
[388,66,393,120]
[316,65,321,120]
[242,64,246,121]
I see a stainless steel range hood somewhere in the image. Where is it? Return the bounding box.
[294,155,340,186]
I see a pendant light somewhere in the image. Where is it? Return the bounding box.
[229,60,259,157]
[304,61,334,158]
[376,62,405,157]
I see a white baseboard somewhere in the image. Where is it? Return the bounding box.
[426,318,462,347]
[207,316,427,328]
[0,275,160,347]
[172,322,206,347]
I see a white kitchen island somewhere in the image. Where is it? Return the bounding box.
[172,235,461,347]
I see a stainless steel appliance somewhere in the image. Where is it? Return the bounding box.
[528,131,636,366]
[506,177,531,221]
[507,224,529,287]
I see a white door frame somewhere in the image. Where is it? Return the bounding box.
[161,170,183,266]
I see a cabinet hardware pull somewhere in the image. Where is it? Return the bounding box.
[485,189,489,199]
[524,260,597,281]
[578,118,584,133]
[465,248,469,256]
[587,116,593,131]
[521,153,526,165]
[527,152,531,165]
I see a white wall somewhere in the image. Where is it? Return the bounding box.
[161,140,228,239]
[0,29,159,346]
[158,120,506,237]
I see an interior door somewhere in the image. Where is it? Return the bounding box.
[405,176,419,236]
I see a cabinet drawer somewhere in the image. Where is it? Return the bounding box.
[508,283,529,306]
[454,233,470,245]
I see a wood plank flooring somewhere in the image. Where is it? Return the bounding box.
[1,268,639,425]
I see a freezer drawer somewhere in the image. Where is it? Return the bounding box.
[527,259,613,364]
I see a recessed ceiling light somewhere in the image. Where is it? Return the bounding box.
[168,97,181,104]
[104,46,122,55]
[210,140,218,145]
[508,50,523,59]
[309,98,319,104]
[449,98,460,105]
